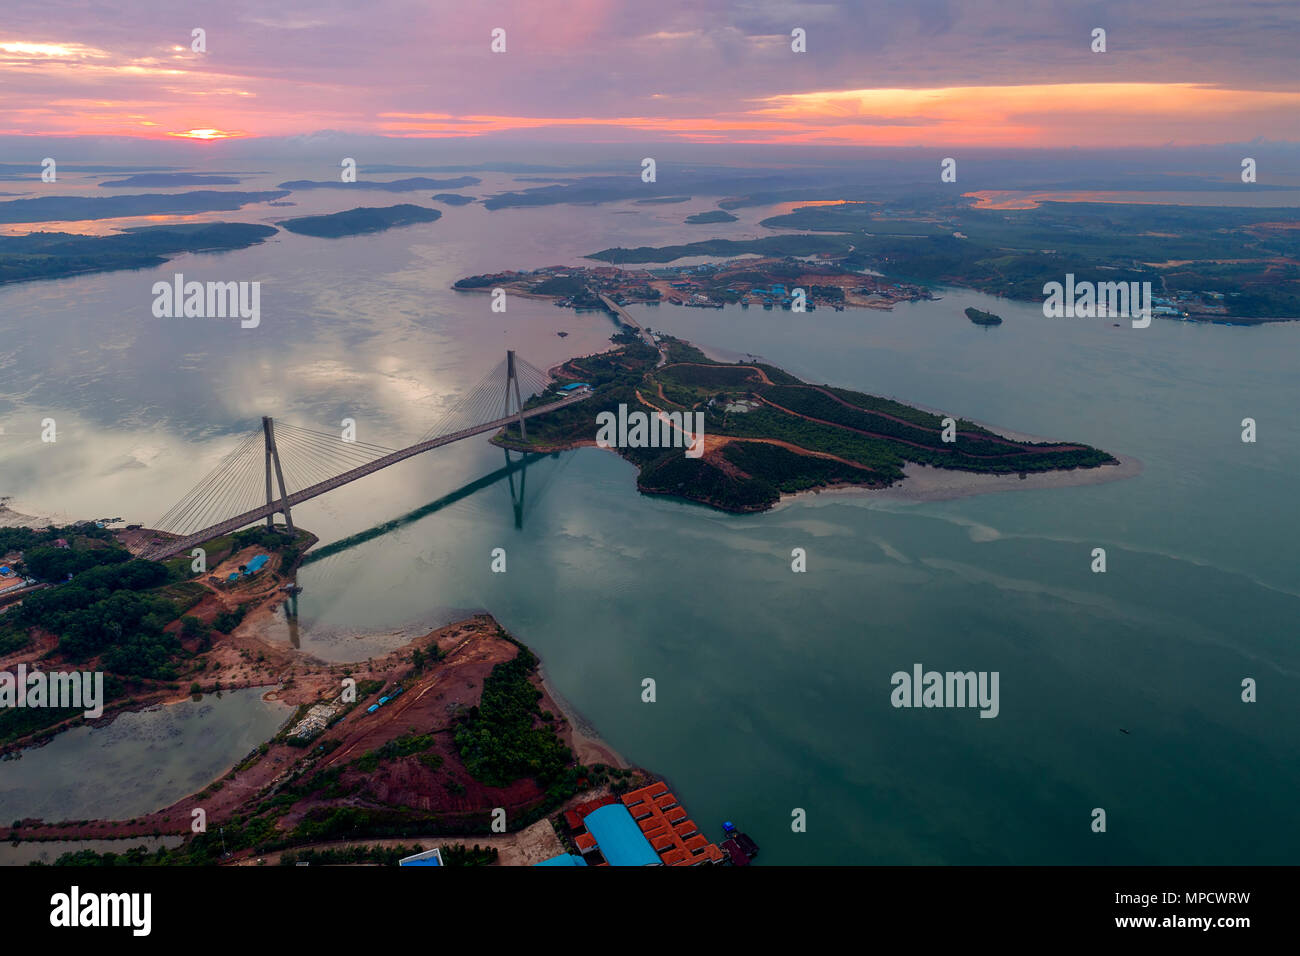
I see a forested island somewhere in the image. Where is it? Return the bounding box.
[685,210,738,224]
[0,222,278,285]
[277,176,479,192]
[965,307,1003,326]
[276,204,441,237]
[98,173,242,188]
[432,193,476,205]
[0,189,289,224]
[496,332,1117,513]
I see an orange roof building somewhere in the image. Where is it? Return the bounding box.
[621,783,722,866]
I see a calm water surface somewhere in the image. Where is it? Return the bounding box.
[0,172,1296,862]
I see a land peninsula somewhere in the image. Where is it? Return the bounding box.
[0,223,278,286]
[456,256,933,312]
[493,331,1120,514]
[1,521,638,866]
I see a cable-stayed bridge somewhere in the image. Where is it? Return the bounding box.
[141,351,586,560]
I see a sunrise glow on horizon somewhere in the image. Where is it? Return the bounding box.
[2,1,1298,147]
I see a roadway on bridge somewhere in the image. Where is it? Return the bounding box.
[142,390,592,560]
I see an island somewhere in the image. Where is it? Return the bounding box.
[495,331,1119,513]
[0,222,278,286]
[98,173,242,188]
[455,257,933,311]
[276,204,441,238]
[277,176,480,192]
[432,193,476,206]
[0,189,290,225]
[685,210,739,224]
[965,307,1003,326]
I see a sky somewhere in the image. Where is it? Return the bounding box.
[2,0,1299,148]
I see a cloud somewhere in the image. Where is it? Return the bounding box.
[0,0,1296,145]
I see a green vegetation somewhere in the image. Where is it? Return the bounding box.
[0,222,278,286]
[354,733,438,773]
[586,193,1300,318]
[588,233,848,265]
[0,191,288,226]
[278,844,436,866]
[530,274,589,297]
[276,204,441,238]
[499,332,1115,513]
[0,525,311,747]
[965,307,1003,326]
[685,210,738,224]
[440,844,499,866]
[454,645,576,793]
[277,176,479,191]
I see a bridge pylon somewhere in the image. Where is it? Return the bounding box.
[504,349,527,441]
[262,416,294,533]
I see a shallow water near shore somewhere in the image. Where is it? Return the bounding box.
[1,171,1297,862]
[0,688,290,822]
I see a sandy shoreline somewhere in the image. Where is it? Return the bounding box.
[0,504,56,529]
[776,453,1141,508]
[538,666,629,769]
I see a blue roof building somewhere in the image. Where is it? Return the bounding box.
[583,804,661,866]
[245,554,269,574]
[535,853,588,867]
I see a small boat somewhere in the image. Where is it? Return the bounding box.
[720,821,759,865]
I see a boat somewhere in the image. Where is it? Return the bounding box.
[720,821,759,865]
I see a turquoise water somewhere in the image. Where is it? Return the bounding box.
[0,172,1296,862]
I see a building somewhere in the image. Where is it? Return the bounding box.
[581,804,662,866]
[621,782,724,866]
[398,848,444,867]
[245,554,269,575]
[560,781,724,866]
[534,853,588,867]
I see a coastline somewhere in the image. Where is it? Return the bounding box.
[775,453,1141,509]
[537,665,629,770]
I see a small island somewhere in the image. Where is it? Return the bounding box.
[277,176,480,192]
[98,173,241,188]
[432,193,476,206]
[685,210,738,224]
[965,307,1003,326]
[277,204,441,238]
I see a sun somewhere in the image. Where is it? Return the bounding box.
[167,128,240,140]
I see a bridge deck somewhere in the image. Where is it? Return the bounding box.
[142,391,591,560]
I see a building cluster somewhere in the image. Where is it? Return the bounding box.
[538,781,726,867]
